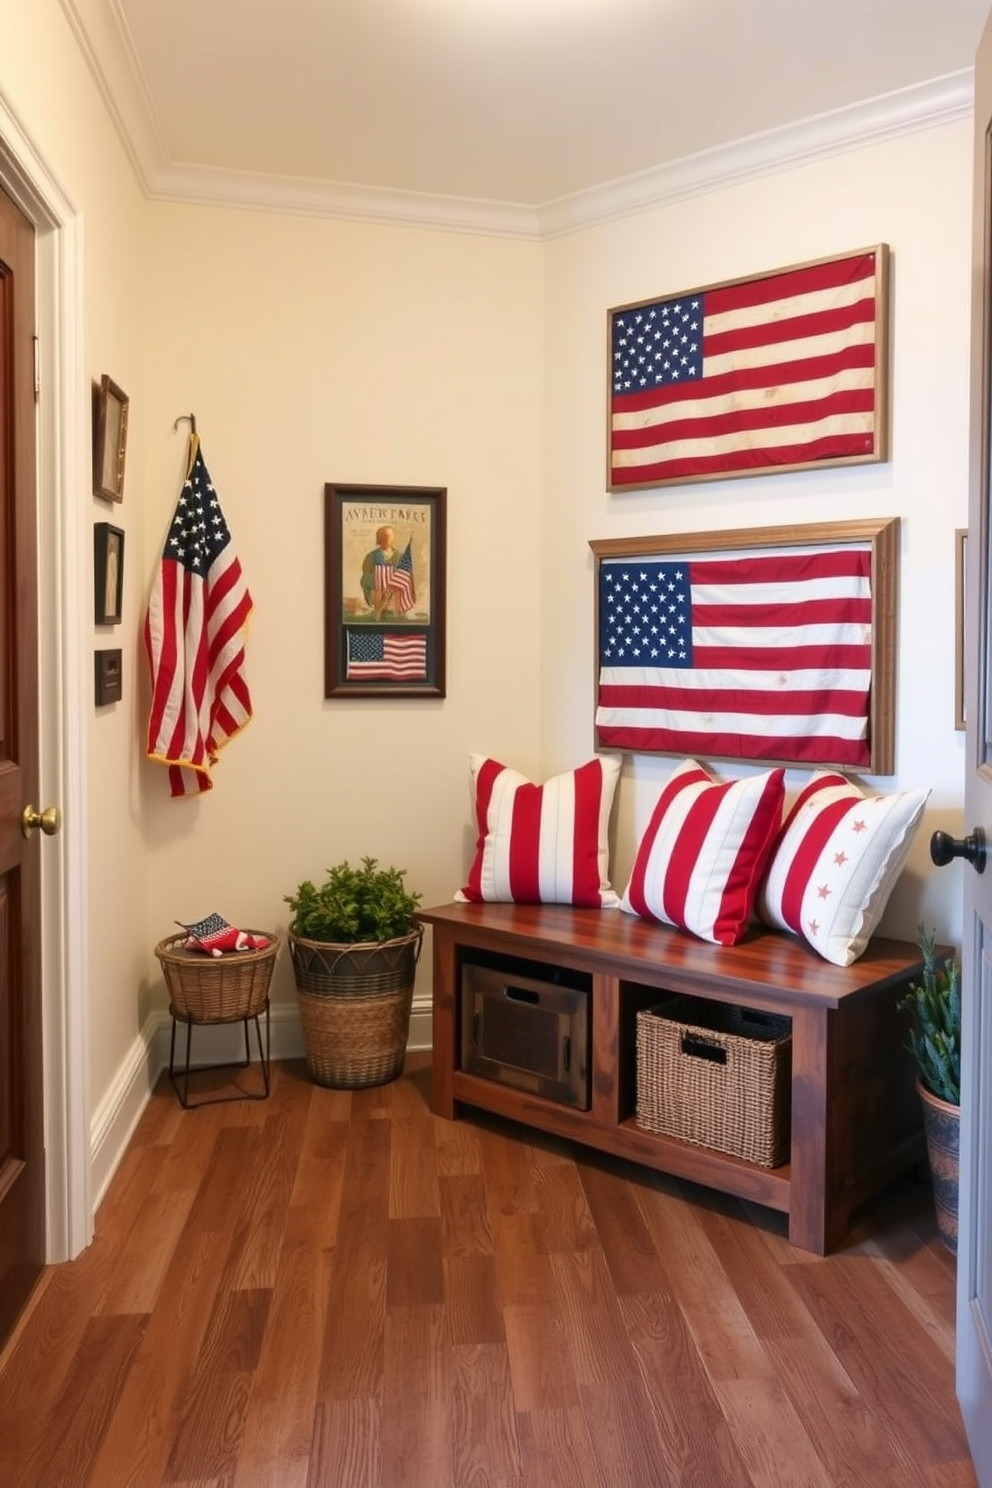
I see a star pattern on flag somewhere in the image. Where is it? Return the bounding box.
[600,564,694,666]
[612,298,704,394]
[167,452,233,573]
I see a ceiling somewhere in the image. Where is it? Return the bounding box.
[68,0,991,235]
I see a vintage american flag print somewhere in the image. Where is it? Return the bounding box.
[608,246,888,489]
[595,542,874,768]
[346,631,427,681]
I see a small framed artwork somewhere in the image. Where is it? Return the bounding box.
[93,374,129,502]
[94,648,122,706]
[94,522,125,625]
[324,482,446,698]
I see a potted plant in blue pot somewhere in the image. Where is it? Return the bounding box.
[900,925,961,1253]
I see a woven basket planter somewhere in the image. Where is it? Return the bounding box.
[288,924,423,1088]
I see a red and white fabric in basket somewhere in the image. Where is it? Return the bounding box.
[178,913,269,957]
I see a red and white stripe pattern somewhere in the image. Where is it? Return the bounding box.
[374,540,416,614]
[610,248,883,488]
[621,759,785,945]
[757,771,929,965]
[596,543,873,768]
[144,436,253,797]
[457,754,621,907]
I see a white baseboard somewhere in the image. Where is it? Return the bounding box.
[88,996,434,1212]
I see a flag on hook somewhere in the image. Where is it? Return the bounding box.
[144,433,253,797]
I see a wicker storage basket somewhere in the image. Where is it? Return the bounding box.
[636,995,792,1167]
[289,924,423,1088]
[155,931,279,1023]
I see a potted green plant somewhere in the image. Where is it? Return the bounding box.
[900,924,961,1253]
[285,856,423,1089]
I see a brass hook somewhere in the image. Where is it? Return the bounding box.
[173,412,197,435]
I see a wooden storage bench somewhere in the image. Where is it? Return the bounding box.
[415,901,930,1255]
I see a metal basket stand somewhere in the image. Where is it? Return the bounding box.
[155,931,279,1109]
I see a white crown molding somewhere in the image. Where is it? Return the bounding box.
[61,0,973,241]
[59,0,171,192]
[537,71,975,239]
[145,161,543,240]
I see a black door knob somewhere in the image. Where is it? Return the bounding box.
[930,827,987,873]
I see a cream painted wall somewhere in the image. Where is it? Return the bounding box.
[542,121,972,951]
[137,205,545,1017]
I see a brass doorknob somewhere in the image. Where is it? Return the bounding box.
[21,804,62,840]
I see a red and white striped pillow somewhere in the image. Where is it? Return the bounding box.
[456,754,621,907]
[620,759,786,945]
[757,771,930,965]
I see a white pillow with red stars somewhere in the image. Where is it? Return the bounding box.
[756,771,929,966]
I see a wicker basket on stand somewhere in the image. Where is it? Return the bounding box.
[288,924,423,1088]
[155,930,280,1023]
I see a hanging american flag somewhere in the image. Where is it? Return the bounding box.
[608,247,888,489]
[347,630,426,681]
[374,539,416,615]
[144,435,253,797]
[595,542,873,767]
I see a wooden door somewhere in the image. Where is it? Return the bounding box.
[0,182,44,1345]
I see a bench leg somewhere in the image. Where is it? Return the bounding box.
[787,1004,845,1254]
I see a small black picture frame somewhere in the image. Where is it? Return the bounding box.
[92,375,129,502]
[94,522,125,625]
[94,648,122,706]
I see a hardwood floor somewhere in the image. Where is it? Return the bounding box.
[0,1054,976,1488]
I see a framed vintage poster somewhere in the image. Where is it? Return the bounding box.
[94,522,125,625]
[93,375,129,502]
[324,482,446,698]
[589,516,898,775]
[607,245,890,492]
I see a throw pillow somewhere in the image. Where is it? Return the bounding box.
[620,758,786,945]
[456,754,622,907]
[756,771,930,966]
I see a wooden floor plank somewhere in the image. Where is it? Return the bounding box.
[450,1341,522,1488]
[514,1405,601,1488]
[503,1298,580,1413]
[11,1312,147,1488]
[618,1290,755,1488]
[787,1253,972,1472]
[381,1304,452,1488]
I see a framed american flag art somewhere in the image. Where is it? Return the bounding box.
[607,245,890,491]
[589,516,898,775]
[324,482,446,699]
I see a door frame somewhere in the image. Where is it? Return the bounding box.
[0,91,90,1262]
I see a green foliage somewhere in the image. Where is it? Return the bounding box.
[899,924,961,1105]
[285,856,421,945]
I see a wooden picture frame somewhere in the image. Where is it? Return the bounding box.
[93,374,129,502]
[324,482,446,698]
[607,244,889,492]
[94,522,125,625]
[94,648,122,706]
[589,516,898,775]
